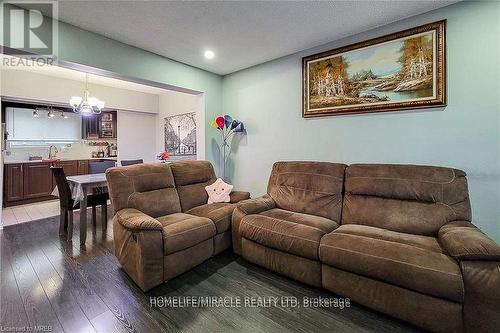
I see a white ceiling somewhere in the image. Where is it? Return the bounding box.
[51,0,458,75]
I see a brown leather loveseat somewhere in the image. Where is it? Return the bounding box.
[233,161,500,333]
[106,160,249,291]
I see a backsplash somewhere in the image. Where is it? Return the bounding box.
[4,139,117,162]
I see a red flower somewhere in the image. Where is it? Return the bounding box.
[160,151,169,160]
[216,116,225,129]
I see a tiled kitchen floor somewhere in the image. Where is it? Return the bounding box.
[2,200,61,226]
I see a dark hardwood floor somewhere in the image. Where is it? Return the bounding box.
[0,208,424,333]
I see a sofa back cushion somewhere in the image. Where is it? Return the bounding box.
[106,163,181,218]
[342,164,471,236]
[170,160,217,212]
[267,161,347,222]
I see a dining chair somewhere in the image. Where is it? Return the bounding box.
[88,160,116,174]
[121,159,143,166]
[51,167,109,239]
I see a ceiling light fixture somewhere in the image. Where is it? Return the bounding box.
[33,110,39,118]
[69,73,105,115]
[204,50,215,60]
[47,109,55,118]
[61,111,68,119]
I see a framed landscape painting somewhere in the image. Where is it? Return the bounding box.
[302,20,446,117]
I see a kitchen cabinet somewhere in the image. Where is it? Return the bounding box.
[5,164,24,202]
[77,160,89,175]
[99,111,117,139]
[82,114,100,139]
[54,160,78,177]
[23,163,53,199]
[3,158,115,207]
[82,111,117,139]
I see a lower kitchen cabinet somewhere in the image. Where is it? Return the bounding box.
[5,164,24,202]
[54,160,78,176]
[77,160,89,175]
[3,158,114,207]
[23,163,54,199]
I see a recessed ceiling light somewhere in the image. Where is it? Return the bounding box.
[204,50,215,60]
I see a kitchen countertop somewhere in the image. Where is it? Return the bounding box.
[3,157,118,165]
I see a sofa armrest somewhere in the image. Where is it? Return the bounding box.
[115,208,163,232]
[236,194,276,215]
[231,194,276,255]
[230,191,251,203]
[439,221,500,260]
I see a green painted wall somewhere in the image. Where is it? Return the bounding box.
[222,1,500,241]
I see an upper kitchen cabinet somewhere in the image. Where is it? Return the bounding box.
[82,114,100,139]
[82,111,117,139]
[6,107,81,142]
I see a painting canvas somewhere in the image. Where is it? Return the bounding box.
[164,112,197,160]
[303,21,446,117]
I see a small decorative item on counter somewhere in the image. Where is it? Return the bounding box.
[92,151,98,158]
[209,114,246,180]
[156,151,170,163]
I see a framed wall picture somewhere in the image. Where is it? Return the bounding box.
[302,20,446,117]
[164,112,197,161]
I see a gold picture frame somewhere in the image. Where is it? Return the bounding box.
[302,20,446,117]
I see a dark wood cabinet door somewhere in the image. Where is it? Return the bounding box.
[77,160,89,175]
[5,164,24,202]
[82,115,100,139]
[54,160,78,177]
[23,163,53,199]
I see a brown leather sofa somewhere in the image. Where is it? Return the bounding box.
[106,161,249,291]
[233,161,500,333]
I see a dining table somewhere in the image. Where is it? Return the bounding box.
[65,173,109,245]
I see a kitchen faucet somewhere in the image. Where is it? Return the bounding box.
[48,145,58,159]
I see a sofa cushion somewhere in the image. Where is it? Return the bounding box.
[170,161,217,212]
[342,164,471,236]
[259,208,338,233]
[240,214,325,260]
[186,203,236,234]
[106,163,182,218]
[267,161,346,221]
[157,213,215,255]
[319,230,464,302]
[333,225,443,253]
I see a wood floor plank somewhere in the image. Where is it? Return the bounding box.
[1,215,424,333]
[21,217,110,322]
[91,310,135,333]
[5,227,64,333]
[19,222,97,333]
[0,233,31,330]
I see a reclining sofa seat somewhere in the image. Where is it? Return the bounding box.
[233,161,347,286]
[106,161,249,291]
[233,161,500,333]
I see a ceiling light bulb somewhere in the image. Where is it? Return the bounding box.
[47,110,54,118]
[96,100,105,110]
[204,50,215,59]
[88,97,98,107]
[33,110,39,118]
[70,96,82,107]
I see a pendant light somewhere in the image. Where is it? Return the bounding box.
[69,73,105,115]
